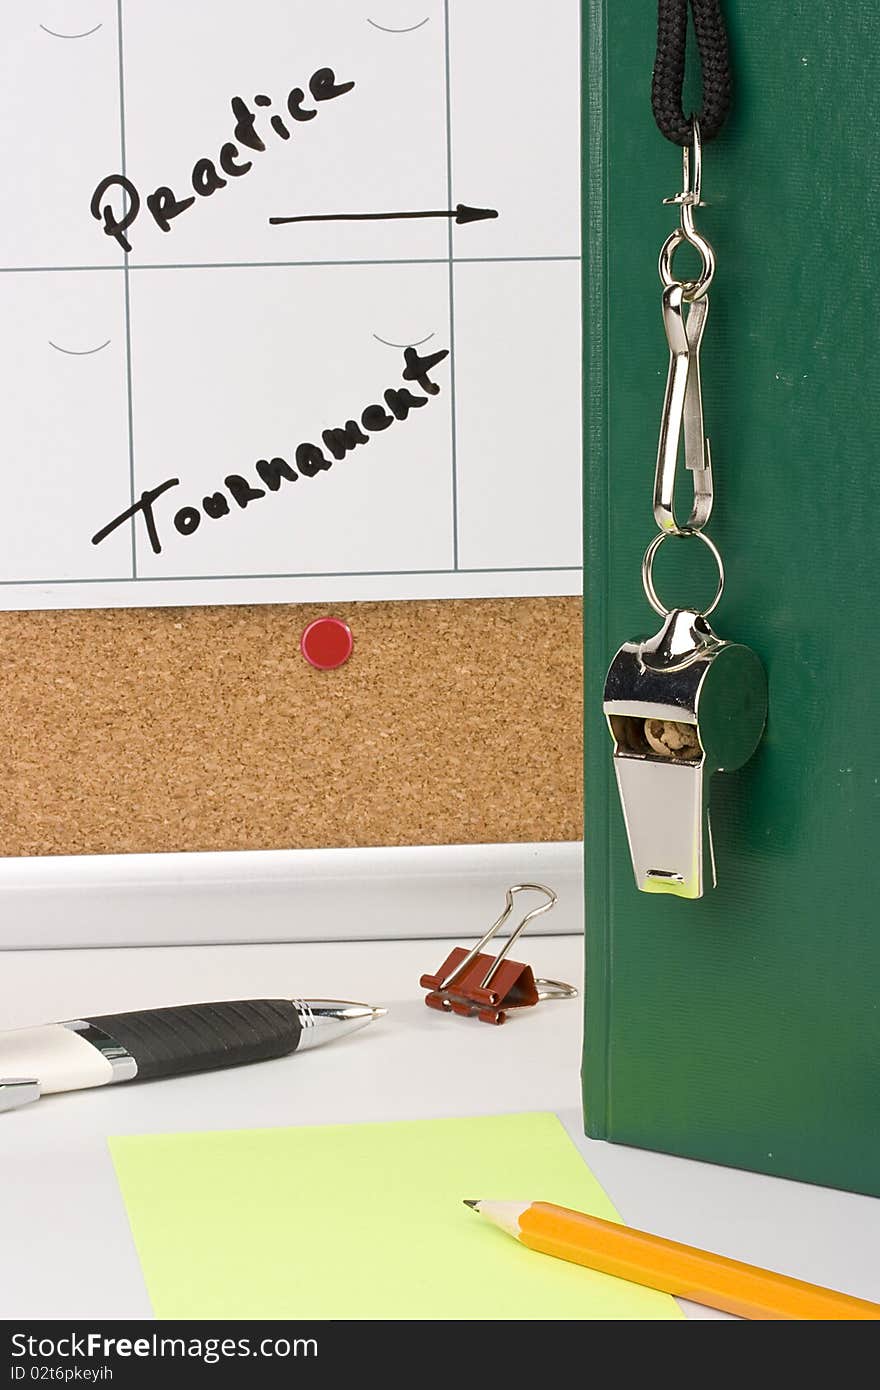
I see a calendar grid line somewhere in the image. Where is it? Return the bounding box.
[443,0,459,571]
[0,256,580,274]
[116,0,137,579]
[0,566,580,588]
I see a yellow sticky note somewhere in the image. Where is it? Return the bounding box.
[109,1112,682,1320]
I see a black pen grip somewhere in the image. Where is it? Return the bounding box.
[86,999,302,1081]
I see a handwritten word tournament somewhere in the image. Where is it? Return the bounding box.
[91,346,450,555]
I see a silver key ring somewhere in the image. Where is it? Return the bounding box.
[642,528,725,617]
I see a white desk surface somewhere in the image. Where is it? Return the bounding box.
[1,934,878,1321]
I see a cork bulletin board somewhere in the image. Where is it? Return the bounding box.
[0,599,582,858]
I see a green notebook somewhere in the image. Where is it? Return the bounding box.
[582,1,880,1195]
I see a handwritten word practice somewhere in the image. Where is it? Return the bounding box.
[90,68,355,251]
[91,346,449,556]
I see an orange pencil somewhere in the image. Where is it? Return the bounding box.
[465,1200,880,1320]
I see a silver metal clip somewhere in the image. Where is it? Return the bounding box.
[0,1078,41,1112]
[654,120,715,535]
[654,282,713,534]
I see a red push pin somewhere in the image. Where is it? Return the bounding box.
[300,616,354,671]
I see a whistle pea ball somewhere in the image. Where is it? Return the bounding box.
[644,718,701,761]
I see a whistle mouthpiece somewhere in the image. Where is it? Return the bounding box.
[609,752,713,899]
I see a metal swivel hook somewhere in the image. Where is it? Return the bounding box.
[654,282,713,534]
[659,119,716,301]
[654,120,715,535]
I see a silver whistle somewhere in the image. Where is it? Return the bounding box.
[605,125,767,899]
[603,607,767,899]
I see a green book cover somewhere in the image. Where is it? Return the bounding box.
[582,0,880,1195]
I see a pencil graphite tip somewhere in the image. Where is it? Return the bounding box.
[463,1199,479,1210]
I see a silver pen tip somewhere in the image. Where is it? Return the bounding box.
[293,1000,387,1050]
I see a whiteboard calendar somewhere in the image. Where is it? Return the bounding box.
[0,1,581,609]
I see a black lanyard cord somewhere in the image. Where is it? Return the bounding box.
[652,0,732,145]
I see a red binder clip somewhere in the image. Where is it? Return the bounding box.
[420,883,577,1025]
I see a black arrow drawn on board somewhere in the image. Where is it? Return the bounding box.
[269,202,498,226]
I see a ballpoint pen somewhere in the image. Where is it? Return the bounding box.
[0,997,386,1111]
